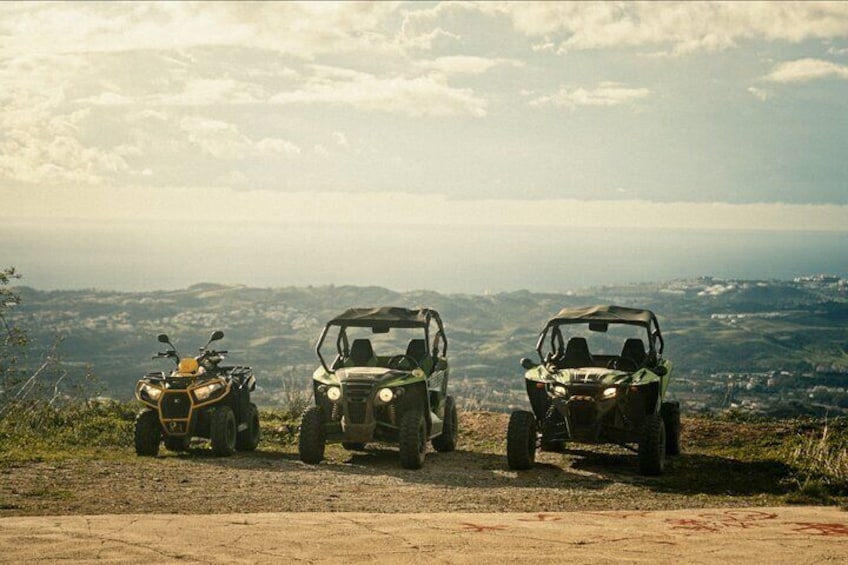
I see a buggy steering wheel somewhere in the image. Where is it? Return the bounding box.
[386,354,420,370]
[608,357,639,372]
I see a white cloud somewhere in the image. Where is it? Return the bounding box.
[483,2,848,55]
[270,66,487,118]
[529,82,651,109]
[747,86,770,101]
[763,58,848,83]
[179,117,300,159]
[416,55,523,75]
[332,132,349,147]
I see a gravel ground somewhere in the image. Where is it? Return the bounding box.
[0,413,792,516]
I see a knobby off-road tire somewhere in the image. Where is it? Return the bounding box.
[398,409,427,470]
[638,413,666,476]
[507,410,537,470]
[163,436,191,452]
[342,442,366,451]
[298,405,326,464]
[134,409,161,457]
[661,401,681,456]
[431,395,458,453]
[236,402,261,451]
[210,405,237,456]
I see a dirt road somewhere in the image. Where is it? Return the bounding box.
[2,507,847,564]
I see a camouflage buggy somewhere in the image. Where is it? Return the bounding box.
[507,305,679,476]
[298,307,457,469]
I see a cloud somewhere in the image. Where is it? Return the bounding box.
[416,55,523,75]
[529,82,651,109]
[179,117,300,159]
[763,58,848,83]
[482,2,848,55]
[270,66,487,117]
[747,86,770,101]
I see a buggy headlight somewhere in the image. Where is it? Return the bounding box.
[194,381,225,401]
[602,387,617,399]
[377,388,394,403]
[326,386,341,401]
[140,384,162,402]
[551,385,568,397]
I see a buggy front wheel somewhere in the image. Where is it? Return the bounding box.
[506,410,537,470]
[298,405,326,464]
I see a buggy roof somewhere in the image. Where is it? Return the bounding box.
[547,305,656,327]
[327,307,440,329]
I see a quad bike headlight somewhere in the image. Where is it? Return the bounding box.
[326,386,341,401]
[193,381,225,401]
[377,388,394,403]
[139,384,162,402]
[602,387,617,399]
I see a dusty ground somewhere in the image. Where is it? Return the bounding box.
[0,413,808,516]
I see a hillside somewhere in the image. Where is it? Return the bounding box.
[11,276,848,415]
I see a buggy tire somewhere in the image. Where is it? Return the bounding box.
[298,405,326,464]
[398,409,427,469]
[134,409,161,457]
[638,413,666,476]
[661,401,681,456]
[210,405,237,457]
[236,402,261,451]
[342,442,366,451]
[163,436,190,452]
[432,395,458,453]
[507,410,537,470]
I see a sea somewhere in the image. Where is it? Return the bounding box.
[2,219,847,293]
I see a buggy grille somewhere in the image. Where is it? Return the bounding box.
[343,383,373,424]
[568,400,597,429]
[161,391,191,419]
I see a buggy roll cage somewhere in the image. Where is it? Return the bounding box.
[534,305,664,365]
[315,307,448,374]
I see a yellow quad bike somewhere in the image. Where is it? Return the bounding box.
[134,330,259,457]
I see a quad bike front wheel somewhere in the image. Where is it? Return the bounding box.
[210,405,237,456]
[236,402,261,451]
[298,405,326,464]
[431,395,458,453]
[661,401,681,456]
[638,413,666,476]
[134,409,161,457]
[398,409,427,469]
[506,410,537,470]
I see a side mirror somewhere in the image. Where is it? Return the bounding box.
[520,357,538,370]
[209,330,225,342]
[157,334,170,344]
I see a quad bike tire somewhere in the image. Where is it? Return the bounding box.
[398,409,427,470]
[638,413,666,476]
[163,436,191,452]
[431,395,458,453]
[210,405,237,456]
[298,405,326,464]
[661,401,681,456]
[236,402,261,451]
[134,409,161,457]
[506,410,537,470]
[342,442,366,451]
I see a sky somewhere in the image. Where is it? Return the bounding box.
[1,2,848,291]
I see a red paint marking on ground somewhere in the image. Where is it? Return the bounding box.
[518,513,562,522]
[792,522,848,537]
[460,523,508,533]
[667,509,778,533]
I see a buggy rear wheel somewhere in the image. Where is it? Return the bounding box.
[210,405,237,456]
[507,410,537,470]
[432,395,458,453]
[638,413,666,476]
[236,402,261,451]
[134,409,161,457]
[298,405,326,464]
[398,409,427,469]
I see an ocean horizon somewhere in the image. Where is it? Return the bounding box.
[3,218,847,294]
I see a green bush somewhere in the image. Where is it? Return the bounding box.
[788,420,848,496]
